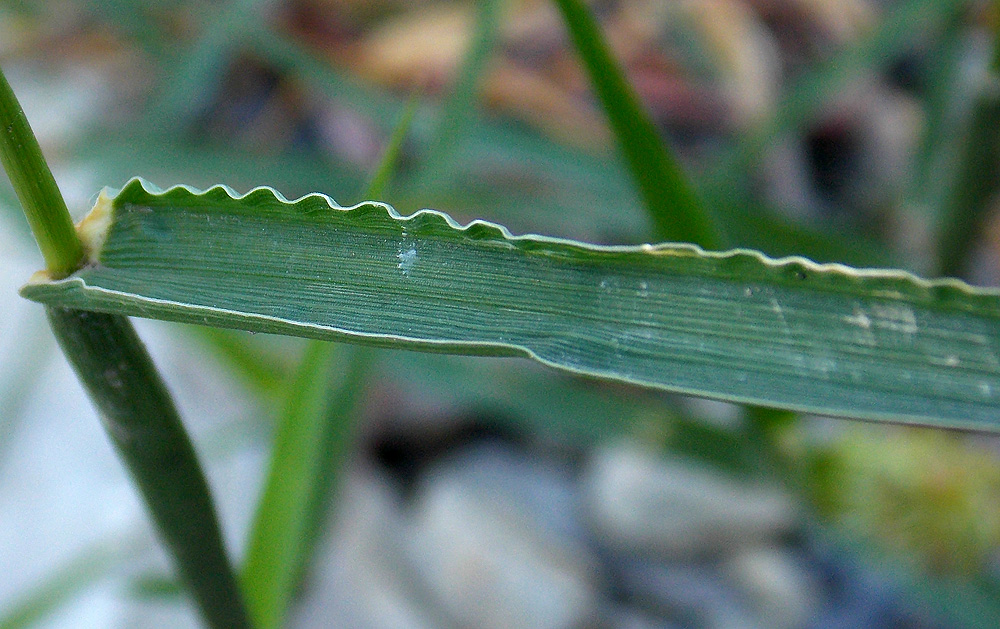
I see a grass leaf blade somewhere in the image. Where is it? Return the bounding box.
[21,179,1000,429]
[419,0,501,182]
[0,537,135,629]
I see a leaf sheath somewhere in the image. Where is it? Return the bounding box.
[45,307,251,629]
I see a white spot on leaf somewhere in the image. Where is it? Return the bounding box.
[843,305,876,346]
[397,246,417,275]
[843,307,871,330]
[871,304,917,335]
[771,298,791,334]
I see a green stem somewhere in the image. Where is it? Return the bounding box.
[46,307,252,629]
[0,62,249,628]
[0,66,82,277]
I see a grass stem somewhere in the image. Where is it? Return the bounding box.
[46,308,252,629]
[935,14,1000,278]
[0,63,250,629]
[0,67,82,278]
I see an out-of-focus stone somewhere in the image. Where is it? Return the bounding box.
[584,442,796,559]
[403,442,600,629]
[293,466,449,629]
[611,557,761,629]
[352,4,471,90]
[606,604,683,629]
[724,547,821,629]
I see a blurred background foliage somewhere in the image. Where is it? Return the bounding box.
[3,0,1000,627]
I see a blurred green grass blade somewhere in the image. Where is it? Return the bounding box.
[705,0,967,194]
[242,343,369,629]
[898,8,973,273]
[242,100,414,628]
[22,179,1000,429]
[0,313,53,465]
[190,327,294,398]
[0,535,141,629]
[247,25,407,136]
[295,344,371,568]
[242,342,337,629]
[150,0,275,125]
[418,0,501,185]
[130,574,184,600]
[552,0,719,249]
[909,9,971,209]
[935,29,1000,278]
[0,181,32,245]
[361,93,420,202]
[934,98,1000,278]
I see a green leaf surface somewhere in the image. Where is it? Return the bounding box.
[21,179,1000,429]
